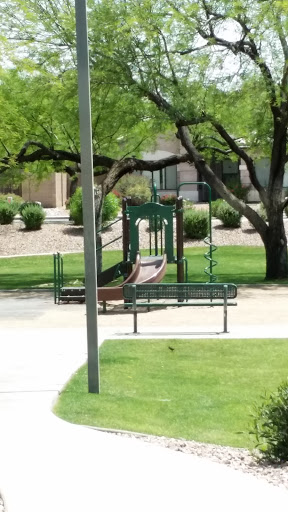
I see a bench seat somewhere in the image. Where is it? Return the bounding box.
[123,283,237,333]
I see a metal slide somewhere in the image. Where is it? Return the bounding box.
[97,252,167,302]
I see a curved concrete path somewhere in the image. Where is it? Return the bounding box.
[1,290,288,511]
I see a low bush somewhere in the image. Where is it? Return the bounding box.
[0,202,17,224]
[70,188,120,226]
[160,194,177,206]
[102,192,120,224]
[69,188,83,225]
[252,380,288,463]
[183,209,209,239]
[21,204,46,230]
[19,201,41,215]
[114,174,150,205]
[0,193,23,208]
[217,202,242,228]
[211,199,224,219]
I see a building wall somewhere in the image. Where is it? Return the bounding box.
[142,133,198,200]
[21,173,68,207]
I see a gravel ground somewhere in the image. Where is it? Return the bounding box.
[0,211,269,257]
[1,208,288,495]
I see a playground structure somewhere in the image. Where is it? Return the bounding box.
[54,182,218,305]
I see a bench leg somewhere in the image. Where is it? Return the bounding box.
[132,285,138,333]
[223,285,228,333]
[133,310,138,333]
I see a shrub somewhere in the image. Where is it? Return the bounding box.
[211,199,224,219]
[160,194,177,206]
[114,174,150,205]
[252,380,288,463]
[0,193,23,208]
[21,204,46,230]
[217,202,242,228]
[226,178,250,202]
[69,188,83,225]
[70,188,120,226]
[183,209,209,239]
[0,194,23,214]
[19,201,41,215]
[102,192,120,223]
[0,202,17,224]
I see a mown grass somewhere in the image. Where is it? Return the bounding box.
[54,338,288,448]
[0,246,287,290]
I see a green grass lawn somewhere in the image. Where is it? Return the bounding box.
[0,245,285,290]
[54,338,288,449]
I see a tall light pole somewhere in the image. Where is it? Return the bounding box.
[74,0,100,393]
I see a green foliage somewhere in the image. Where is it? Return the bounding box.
[70,188,120,226]
[69,188,83,226]
[19,201,40,215]
[20,204,46,230]
[114,174,150,206]
[183,209,209,239]
[0,202,17,224]
[211,199,224,219]
[226,179,250,202]
[218,202,242,228]
[252,381,288,463]
[0,193,23,206]
[160,194,177,205]
[102,192,120,223]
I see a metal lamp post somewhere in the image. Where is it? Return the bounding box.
[74,0,100,393]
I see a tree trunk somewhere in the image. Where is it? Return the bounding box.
[94,185,103,273]
[264,209,288,279]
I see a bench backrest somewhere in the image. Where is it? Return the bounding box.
[123,283,237,301]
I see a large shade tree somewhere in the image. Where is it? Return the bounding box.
[1,0,288,278]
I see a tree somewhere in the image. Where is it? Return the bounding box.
[85,0,288,279]
[1,0,288,279]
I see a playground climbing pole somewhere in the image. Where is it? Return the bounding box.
[177,182,217,283]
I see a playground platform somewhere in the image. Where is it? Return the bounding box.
[0,288,288,511]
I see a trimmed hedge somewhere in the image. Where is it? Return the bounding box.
[183,209,209,239]
[0,202,17,224]
[21,204,46,230]
[217,202,242,228]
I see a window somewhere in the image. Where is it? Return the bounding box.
[151,165,177,190]
[255,158,270,187]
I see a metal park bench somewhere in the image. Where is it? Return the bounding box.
[122,283,238,334]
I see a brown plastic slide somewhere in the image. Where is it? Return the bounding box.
[97,252,167,302]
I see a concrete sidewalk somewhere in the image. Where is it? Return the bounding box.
[1,291,288,511]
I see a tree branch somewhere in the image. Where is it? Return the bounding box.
[0,141,190,184]
[211,120,265,197]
